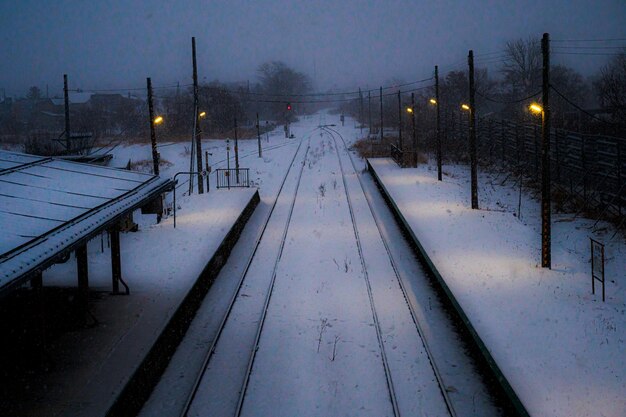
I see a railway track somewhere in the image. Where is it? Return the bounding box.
[323,126,456,417]
[174,121,503,417]
[181,131,313,416]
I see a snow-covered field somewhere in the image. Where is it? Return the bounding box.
[367,155,625,417]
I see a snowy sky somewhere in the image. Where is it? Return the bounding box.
[0,0,624,97]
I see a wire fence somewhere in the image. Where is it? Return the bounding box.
[439,113,626,226]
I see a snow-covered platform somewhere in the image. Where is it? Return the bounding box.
[13,188,259,417]
[367,158,625,417]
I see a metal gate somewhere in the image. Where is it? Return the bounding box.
[216,168,250,189]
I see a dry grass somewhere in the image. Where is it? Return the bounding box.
[352,137,429,165]
[128,158,173,173]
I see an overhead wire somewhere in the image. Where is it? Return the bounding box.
[551,38,626,42]
[68,76,436,100]
[549,83,622,126]
[553,52,625,56]
[475,89,542,104]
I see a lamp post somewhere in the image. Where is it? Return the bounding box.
[529,100,551,268]
[406,93,417,167]
[461,103,478,209]
[429,97,442,180]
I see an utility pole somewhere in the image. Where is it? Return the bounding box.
[380,86,383,142]
[234,115,240,183]
[468,50,479,209]
[411,92,417,167]
[397,90,402,150]
[256,112,262,157]
[435,65,442,181]
[368,90,372,135]
[147,77,159,176]
[541,33,551,268]
[63,74,71,152]
[192,37,204,194]
[359,87,364,134]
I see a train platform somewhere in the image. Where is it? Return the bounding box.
[367,157,625,417]
[0,188,259,417]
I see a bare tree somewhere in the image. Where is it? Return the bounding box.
[501,37,542,97]
[594,54,626,122]
[550,64,591,129]
[257,61,311,118]
[26,86,42,100]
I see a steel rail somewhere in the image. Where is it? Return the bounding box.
[180,131,313,416]
[175,127,319,193]
[324,126,457,417]
[323,128,401,417]
[232,136,312,417]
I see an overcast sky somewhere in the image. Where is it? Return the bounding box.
[1,0,624,98]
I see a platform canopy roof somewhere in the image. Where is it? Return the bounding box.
[0,150,173,296]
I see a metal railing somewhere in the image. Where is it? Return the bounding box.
[390,143,405,168]
[216,168,250,189]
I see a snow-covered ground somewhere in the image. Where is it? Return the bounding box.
[367,155,625,417]
[14,123,309,416]
[11,111,622,416]
[184,125,454,417]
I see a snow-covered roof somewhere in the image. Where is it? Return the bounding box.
[0,150,173,295]
[50,92,93,106]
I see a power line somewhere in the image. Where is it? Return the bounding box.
[553,51,625,56]
[550,83,622,127]
[551,38,626,42]
[475,89,541,104]
[242,84,434,105]
[71,77,435,100]
[553,45,626,50]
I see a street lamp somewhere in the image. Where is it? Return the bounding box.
[529,102,543,114]
[199,111,207,118]
[461,103,470,112]
[407,92,417,167]
[429,97,442,180]
[153,115,164,125]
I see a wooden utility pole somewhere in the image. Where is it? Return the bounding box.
[234,116,240,183]
[147,77,159,176]
[256,112,262,157]
[380,86,383,142]
[192,37,204,194]
[368,90,372,135]
[63,74,71,152]
[411,92,417,167]
[541,33,551,268]
[397,90,402,150]
[435,65,442,181]
[359,87,364,134]
[468,50,479,209]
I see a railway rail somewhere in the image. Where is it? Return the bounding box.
[172,121,504,417]
[181,132,312,416]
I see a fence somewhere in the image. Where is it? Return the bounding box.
[390,143,405,167]
[441,113,626,224]
[215,168,250,189]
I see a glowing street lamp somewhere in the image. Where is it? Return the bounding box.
[429,98,437,106]
[153,115,164,125]
[199,111,207,118]
[529,102,543,114]
[461,103,471,111]
[406,106,414,114]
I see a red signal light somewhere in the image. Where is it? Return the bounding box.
[286,103,292,111]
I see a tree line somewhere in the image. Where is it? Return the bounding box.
[0,60,313,146]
